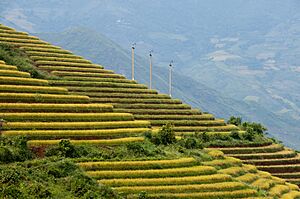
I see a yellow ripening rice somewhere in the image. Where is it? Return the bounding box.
[86,165,217,179]
[79,158,197,171]
[99,174,232,187]
[27,137,145,146]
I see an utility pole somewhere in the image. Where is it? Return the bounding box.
[131,43,136,80]
[149,50,153,89]
[169,60,174,97]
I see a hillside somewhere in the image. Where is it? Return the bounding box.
[35,27,249,120]
[1,0,299,149]
[1,23,300,198]
[36,28,290,144]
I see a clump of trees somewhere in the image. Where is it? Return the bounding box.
[227,116,267,141]
[0,136,33,163]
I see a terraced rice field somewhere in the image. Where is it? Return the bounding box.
[78,155,300,198]
[0,24,239,136]
[209,143,300,186]
[0,59,150,146]
[2,23,300,197]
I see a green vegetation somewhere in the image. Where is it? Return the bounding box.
[227,116,267,135]
[0,43,50,79]
[150,123,177,145]
[227,116,268,141]
[0,158,120,199]
[0,136,32,163]
[1,24,300,198]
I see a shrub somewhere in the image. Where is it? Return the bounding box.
[243,130,255,141]
[0,158,121,198]
[144,131,152,140]
[197,132,210,142]
[152,123,176,145]
[126,142,149,157]
[183,137,198,149]
[230,131,241,140]
[126,141,163,158]
[138,191,149,199]
[45,140,79,158]
[47,160,78,178]
[211,133,232,141]
[26,183,51,198]
[227,116,242,126]
[98,184,119,199]
[0,136,32,163]
[0,147,13,163]
[179,137,203,149]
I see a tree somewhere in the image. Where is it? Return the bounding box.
[227,116,242,126]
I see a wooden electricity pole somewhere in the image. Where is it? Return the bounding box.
[131,43,136,80]
[169,60,173,97]
[149,50,153,89]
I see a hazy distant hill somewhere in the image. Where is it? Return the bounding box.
[1,0,300,149]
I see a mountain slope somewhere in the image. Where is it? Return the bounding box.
[2,23,300,194]
[35,28,298,149]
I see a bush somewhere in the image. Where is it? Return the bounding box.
[0,159,121,198]
[211,133,232,141]
[126,142,149,156]
[243,130,256,141]
[0,147,13,163]
[45,140,80,158]
[126,141,163,158]
[230,131,241,140]
[179,137,203,149]
[138,191,149,199]
[144,131,152,140]
[197,132,210,142]
[151,123,176,145]
[0,136,32,163]
[26,183,51,198]
[227,116,242,126]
